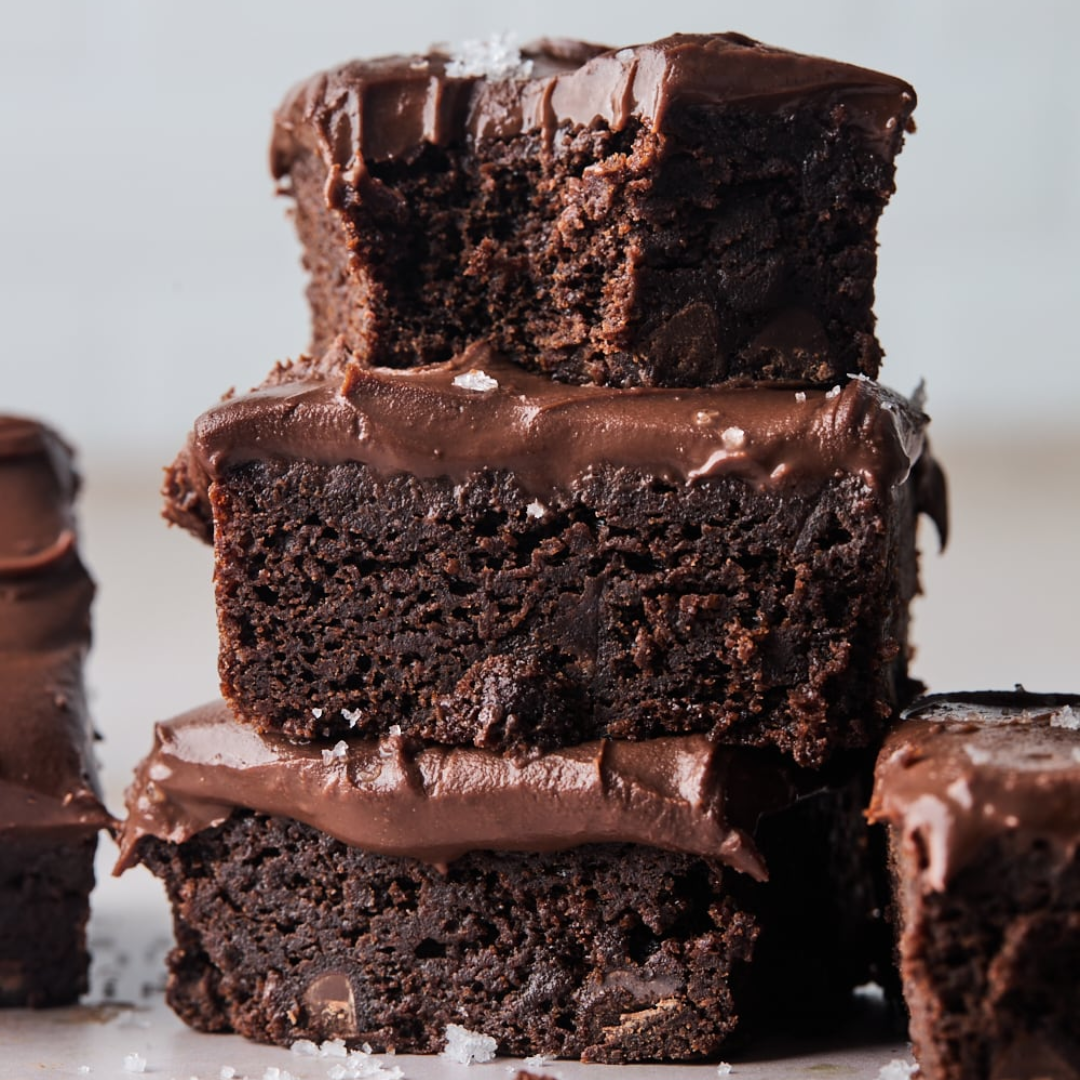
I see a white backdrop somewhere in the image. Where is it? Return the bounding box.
[1,0,1077,466]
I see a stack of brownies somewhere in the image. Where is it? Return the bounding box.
[120,33,947,1061]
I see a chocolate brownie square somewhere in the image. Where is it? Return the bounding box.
[870,691,1080,1080]
[271,33,915,387]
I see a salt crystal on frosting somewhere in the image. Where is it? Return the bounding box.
[446,33,534,80]
[1051,704,1080,730]
[721,426,746,450]
[825,385,842,400]
[526,500,546,519]
[795,391,807,403]
[452,369,499,392]
[321,741,348,764]
[441,1023,498,1064]
[946,777,973,809]
[342,707,362,727]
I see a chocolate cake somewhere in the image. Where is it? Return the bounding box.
[0,417,111,1007]
[271,33,915,387]
[869,691,1080,1080]
[119,701,881,1062]
[164,344,946,765]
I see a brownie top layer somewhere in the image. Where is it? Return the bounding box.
[0,416,111,836]
[271,32,915,179]
[168,343,941,542]
[869,690,1080,890]
[117,699,824,880]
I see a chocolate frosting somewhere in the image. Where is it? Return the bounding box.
[869,691,1080,891]
[116,700,820,881]
[0,416,111,836]
[170,342,940,543]
[271,32,915,187]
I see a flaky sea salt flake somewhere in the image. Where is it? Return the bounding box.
[526,500,546,519]
[312,707,324,719]
[388,723,403,736]
[1051,704,1080,730]
[291,1039,319,1056]
[441,1023,498,1064]
[878,1060,918,1080]
[452,369,499,392]
[446,33,533,80]
[523,1054,550,1067]
[320,1038,349,1057]
[220,1068,237,1080]
[721,426,746,450]
[122,1054,146,1075]
[262,1069,298,1080]
[795,391,807,403]
[717,1064,734,1076]
[964,743,992,765]
[342,707,362,727]
[825,384,842,400]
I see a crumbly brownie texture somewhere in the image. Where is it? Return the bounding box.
[166,351,946,764]
[0,417,111,1007]
[870,692,1080,1080]
[132,775,876,1062]
[272,34,915,387]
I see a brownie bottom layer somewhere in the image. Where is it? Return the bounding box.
[894,834,1080,1080]
[137,782,876,1063]
[0,835,97,1007]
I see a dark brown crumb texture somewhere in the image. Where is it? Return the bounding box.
[211,460,923,765]
[0,835,97,1007]
[287,106,899,388]
[891,832,1080,1080]
[137,776,877,1062]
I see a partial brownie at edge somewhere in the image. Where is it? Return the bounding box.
[121,702,883,1062]
[0,417,112,1007]
[869,691,1080,1080]
[165,348,947,765]
[272,33,915,388]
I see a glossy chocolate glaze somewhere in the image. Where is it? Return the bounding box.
[116,700,822,881]
[870,691,1080,890]
[170,342,941,542]
[0,416,111,835]
[271,32,915,186]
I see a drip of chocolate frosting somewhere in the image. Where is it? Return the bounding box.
[116,701,819,881]
[0,416,111,836]
[172,342,940,543]
[870,691,1080,891]
[271,33,915,185]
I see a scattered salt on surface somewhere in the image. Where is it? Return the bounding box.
[312,707,324,719]
[615,47,634,60]
[795,391,807,403]
[825,385,842,400]
[523,1053,550,1067]
[1051,704,1080,730]
[441,1023,498,1064]
[220,1068,237,1080]
[878,1058,918,1079]
[717,1063,734,1075]
[321,1039,349,1058]
[389,724,403,737]
[964,743,992,765]
[262,1068,299,1080]
[291,1039,319,1056]
[452,369,499,392]
[342,707,362,727]
[122,1054,146,1075]
[446,33,534,80]
[526,500,546,519]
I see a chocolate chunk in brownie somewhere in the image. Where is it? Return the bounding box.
[121,701,882,1061]
[0,417,112,1007]
[165,348,946,765]
[870,691,1080,1080]
[271,34,914,387]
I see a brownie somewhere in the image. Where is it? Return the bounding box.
[164,346,946,765]
[869,691,1080,1080]
[119,701,882,1062]
[0,417,112,1007]
[271,33,915,387]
